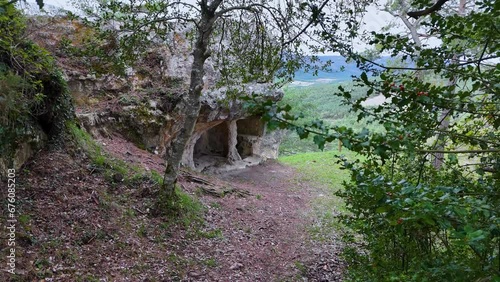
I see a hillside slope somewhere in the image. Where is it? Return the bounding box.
[1,133,344,281]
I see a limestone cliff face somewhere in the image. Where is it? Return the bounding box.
[27,17,284,171]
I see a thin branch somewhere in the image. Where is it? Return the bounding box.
[430,129,500,146]
[121,16,200,32]
[358,54,500,71]
[136,1,201,13]
[167,1,201,13]
[282,0,331,46]
[214,3,285,41]
[477,36,490,75]
[418,149,500,154]
[216,2,281,17]
[407,0,451,19]
[417,100,500,116]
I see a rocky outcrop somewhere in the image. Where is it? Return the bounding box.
[26,17,284,172]
[0,129,47,178]
[74,81,283,172]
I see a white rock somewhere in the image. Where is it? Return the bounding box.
[229,262,244,270]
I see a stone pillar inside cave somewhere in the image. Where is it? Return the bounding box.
[182,121,223,168]
[227,120,242,163]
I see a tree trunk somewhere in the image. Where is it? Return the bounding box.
[432,109,450,168]
[156,6,218,212]
[432,0,465,169]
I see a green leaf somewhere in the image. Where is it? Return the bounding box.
[341,137,351,149]
[282,104,292,112]
[360,72,368,83]
[375,206,389,213]
[313,135,326,150]
[296,127,309,139]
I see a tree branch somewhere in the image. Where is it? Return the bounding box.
[208,0,223,13]
[282,0,331,46]
[477,36,490,75]
[358,54,500,71]
[418,149,500,154]
[136,1,201,13]
[407,0,451,19]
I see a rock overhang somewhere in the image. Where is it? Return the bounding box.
[26,16,285,173]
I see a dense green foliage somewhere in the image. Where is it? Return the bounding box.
[279,82,382,155]
[0,1,73,164]
[261,0,500,280]
[336,1,499,279]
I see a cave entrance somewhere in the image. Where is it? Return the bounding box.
[236,117,265,158]
[193,122,229,169]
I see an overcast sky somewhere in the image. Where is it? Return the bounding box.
[37,0,73,10]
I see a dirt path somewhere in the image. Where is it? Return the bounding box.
[0,135,344,281]
[198,163,314,281]
[211,164,345,281]
[99,132,346,280]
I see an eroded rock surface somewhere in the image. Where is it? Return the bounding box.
[27,17,284,172]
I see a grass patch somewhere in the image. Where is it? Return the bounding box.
[137,224,147,237]
[209,202,222,210]
[150,170,164,185]
[18,214,31,225]
[67,121,162,186]
[294,261,308,277]
[197,228,223,239]
[279,149,359,240]
[202,257,217,268]
[279,149,356,188]
[176,189,204,222]
[158,187,205,234]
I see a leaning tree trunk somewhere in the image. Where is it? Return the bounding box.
[156,7,218,212]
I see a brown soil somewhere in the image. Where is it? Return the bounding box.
[0,134,345,281]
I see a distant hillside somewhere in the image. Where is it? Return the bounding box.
[291,56,361,85]
[291,55,388,86]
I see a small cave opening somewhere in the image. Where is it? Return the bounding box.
[236,117,265,158]
[193,122,229,169]
[37,113,55,135]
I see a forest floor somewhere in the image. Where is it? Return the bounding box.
[0,132,345,281]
